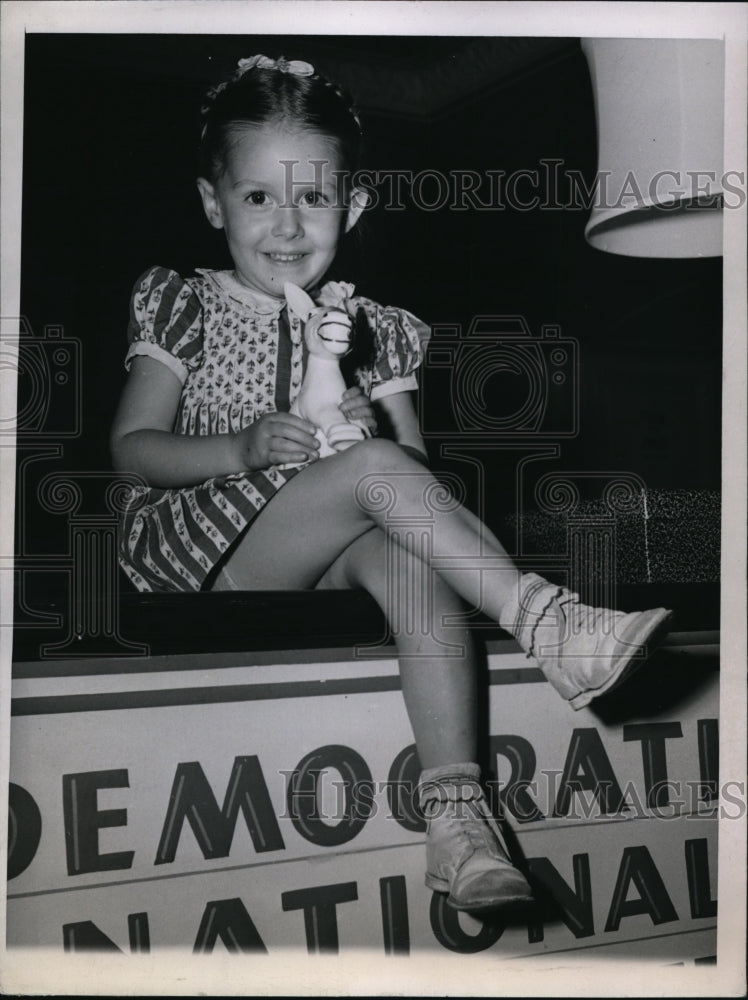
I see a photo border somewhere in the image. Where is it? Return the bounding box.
[1,1,745,995]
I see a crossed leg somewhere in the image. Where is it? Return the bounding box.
[213,438,521,623]
[212,439,515,769]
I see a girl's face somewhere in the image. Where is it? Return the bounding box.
[198,123,366,298]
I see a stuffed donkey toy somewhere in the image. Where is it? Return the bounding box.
[284,282,368,459]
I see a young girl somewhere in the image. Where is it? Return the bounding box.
[111,54,672,915]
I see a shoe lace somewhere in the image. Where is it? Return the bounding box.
[467,792,512,855]
[563,595,618,643]
[421,779,511,854]
[527,587,614,657]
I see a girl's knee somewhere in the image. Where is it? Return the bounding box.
[319,439,431,521]
[341,439,426,497]
[332,438,441,526]
[345,437,411,473]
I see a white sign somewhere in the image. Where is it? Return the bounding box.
[8,636,720,961]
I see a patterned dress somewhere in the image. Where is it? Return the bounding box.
[118,266,430,593]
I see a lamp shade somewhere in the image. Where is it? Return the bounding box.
[581,38,724,258]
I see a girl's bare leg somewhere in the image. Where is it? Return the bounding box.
[315,527,478,769]
[215,439,520,623]
[215,447,536,911]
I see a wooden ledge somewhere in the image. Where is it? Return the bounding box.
[11,582,719,663]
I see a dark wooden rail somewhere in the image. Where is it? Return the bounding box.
[12,581,719,663]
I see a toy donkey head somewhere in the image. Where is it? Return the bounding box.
[284,282,354,359]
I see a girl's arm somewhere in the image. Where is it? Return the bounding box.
[375,391,429,466]
[111,356,239,487]
[111,356,320,487]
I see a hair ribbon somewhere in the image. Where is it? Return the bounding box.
[237,55,315,77]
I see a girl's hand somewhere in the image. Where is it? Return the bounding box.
[338,386,377,436]
[233,412,321,470]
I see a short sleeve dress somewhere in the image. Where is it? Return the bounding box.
[118,266,431,593]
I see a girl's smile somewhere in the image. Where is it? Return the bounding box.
[198,124,366,299]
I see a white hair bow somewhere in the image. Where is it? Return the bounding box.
[237,55,315,78]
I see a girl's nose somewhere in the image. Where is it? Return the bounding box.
[271,206,304,239]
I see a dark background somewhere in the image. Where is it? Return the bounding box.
[16,34,722,617]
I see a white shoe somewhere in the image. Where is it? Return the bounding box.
[418,763,534,913]
[507,574,673,710]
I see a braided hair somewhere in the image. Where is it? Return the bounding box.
[198,55,363,185]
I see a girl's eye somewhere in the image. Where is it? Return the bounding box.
[301,190,329,207]
[245,191,271,206]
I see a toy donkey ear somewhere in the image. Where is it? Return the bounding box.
[284,282,317,321]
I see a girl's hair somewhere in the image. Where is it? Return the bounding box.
[198,55,363,184]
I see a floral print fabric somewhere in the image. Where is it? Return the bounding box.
[118,266,429,592]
